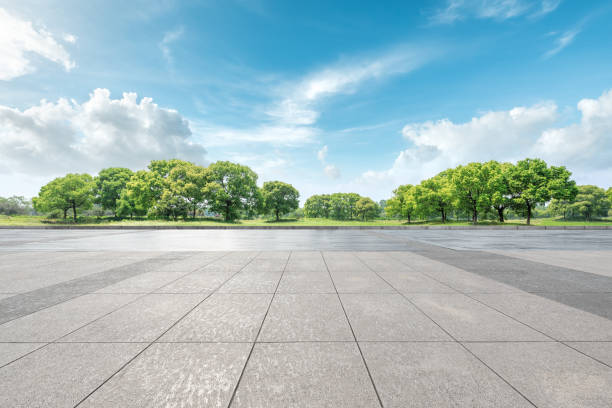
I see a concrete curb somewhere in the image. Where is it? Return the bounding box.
[1,225,611,230]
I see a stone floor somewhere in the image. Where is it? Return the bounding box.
[0,229,611,407]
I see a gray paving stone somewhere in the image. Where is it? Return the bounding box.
[360,342,532,408]
[465,342,612,408]
[0,342,145,408]
[0,294,140,342]
[324,252,395,293]
[276,270,336,293]
[142,251,227,272]
[410,294,549,341]
[231,342,381,408]
[566,342,612,367]
[340,294,451,341]
[161,293,271,342]
[0,342,45,367]
[80,343,251,408]
[218,269,283,293]
[94,271,186,293]
[63,294,204,342]
[357,252,458,293]
[155,270,234,293]
[258,294,353,342]
[473,293,612,341]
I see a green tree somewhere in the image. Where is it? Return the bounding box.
[33,174,95,221]
[548,198,573,219]
[354,197,379,220]
[0,196,32,215]
[569,185,610,220]
[261,181,300,221]
[95,167,134,217]
[451,162,493,224]
[385,184,417,223]
[417,170,454,222]
[167,162,208,218]
[123,170,164,216]
[203,161,260,221]
[508,158,577,225]
[486,161,513,222]
[304,194,331,218]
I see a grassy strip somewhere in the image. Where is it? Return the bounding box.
[1,215,612,227]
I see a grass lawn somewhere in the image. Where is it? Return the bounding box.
[1,215,611,227]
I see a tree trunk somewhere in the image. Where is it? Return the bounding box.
[497,207,505,223]
[192,206,197,219]
[526,203,532,225]
[225,201,231,221]
[63,208,67,220]
[407,214,411,224]
[72,203,77,222]
[440,208,446,223]
[275,209,280,221]
[472,207,478,225]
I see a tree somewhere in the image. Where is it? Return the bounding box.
[261,181,300,221]
[486,161,513,222]
[123,170,164,216]
[417,170,454,222]
[95,167,134,217]
[304,195,331,218]
[451,162,493,224]
[33,174,95,221]
[203,161,260,221]
[569,185,610,220]
[507,158,577,225]
[385,184,417,223]
[354,197,379,220]
[167,162,208,218]
[0,196,32,215]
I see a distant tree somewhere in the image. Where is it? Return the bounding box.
[548,198,573,219]
[451,162,493,224]
[33,174,95,221]
[203,161,260,221]
[507,158,577,225]
[569,185,610,220]
[417,169,454,222]
[261,181,300,221]
[0,196,32,215]
[486,161,513,222]
[304,194,331,218]
[95,167,134,217]
[123,170,164,216]
[167,162,208,218]
[354,197,379,220]
[385,184,417,223]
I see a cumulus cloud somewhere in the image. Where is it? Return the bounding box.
[431,0,560,24]
[0,8,75,80]
[358,89,612,195]
[0,88,207,175]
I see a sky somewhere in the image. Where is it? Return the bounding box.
[1,0,611,202]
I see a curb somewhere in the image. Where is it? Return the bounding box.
[0,225,611,230]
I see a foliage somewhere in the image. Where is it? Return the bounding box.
[507,158,577,225]
[203,161,260,221]
[354,197,379,220]
[0,196,32,215]
[33,174,95,221]
[568,185,610,220]
[95,167,134,216]
[304,193,374,220]
[261,181,300,221]
[304,194,331,218]
[451,162,495,224]
[385,184,417,223]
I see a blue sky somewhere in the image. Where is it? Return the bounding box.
[1,0,612,201]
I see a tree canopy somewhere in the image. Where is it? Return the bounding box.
[261,181,299,221]
[34,174,95,221]
[203,161,260,221]
[95,167,134,217]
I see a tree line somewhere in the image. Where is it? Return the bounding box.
[385,158,584,225]
[32,160,299,222]
[304,193,380,220]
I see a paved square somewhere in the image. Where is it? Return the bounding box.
[1,228,611,407]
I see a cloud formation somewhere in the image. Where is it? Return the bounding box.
[431,0,560,24]
[0,88,206,175]
[359,88,612,196]
[317,145,341,179]
[0,8,75,80]
[159,27,184,65]
[544,28,580,58]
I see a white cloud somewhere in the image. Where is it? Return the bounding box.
[317,145,328,162]
[62,33,77,44]
[324,164,341,180]
[431,0,560,24]
[544,28,580,58]
[0,8,75,80]
[358,89,612,196]
[159,26,184,65]
[269,45,437,127]
[191,121,317,147]
[0,88,207,175]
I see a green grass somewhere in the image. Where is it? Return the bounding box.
[1,214,611,227]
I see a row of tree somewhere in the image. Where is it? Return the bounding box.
[385,158,578,225]
[33,160,300,222]
[304,193,380,220]
[549,185,611,221]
